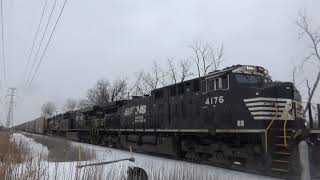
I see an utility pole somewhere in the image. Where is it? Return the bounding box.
[6,87,16,128]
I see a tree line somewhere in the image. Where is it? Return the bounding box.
[41,40,225,116]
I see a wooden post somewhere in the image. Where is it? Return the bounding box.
[308,103,313,128]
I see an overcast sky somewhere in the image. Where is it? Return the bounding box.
[0,0,319,125]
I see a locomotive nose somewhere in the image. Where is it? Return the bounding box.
[260,82,294,99]
[244,82,297,121]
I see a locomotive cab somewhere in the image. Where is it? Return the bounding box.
[234,65,305,128]
[202,65,306,131]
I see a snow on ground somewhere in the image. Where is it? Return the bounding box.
[11,133,49,159]
[11,133,281,180]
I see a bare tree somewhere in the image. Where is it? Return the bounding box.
[41,102,56,117]
[190,40,203,77]
[110,78,128,102]
[87,79,111,105]
[179,59,193,82]
[64,98,77,112]
[292,64,298,85]
[78,99,91,109]
[190,40,224,77]
[167,58,178,84]
[165,58,193,83]
[209,44,224,71]
[297,12,320,114]
[127,71,149,97]
[87,78,128,105]
[142,61,162,90]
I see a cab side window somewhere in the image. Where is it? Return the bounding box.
[201,80,207,92]
[193,79,200,91]
[222,75,229,89]
[208,79,215,91]
[215,79,221,90]
[208,74,229,91]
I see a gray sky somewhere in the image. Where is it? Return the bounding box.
[0,0,319,125]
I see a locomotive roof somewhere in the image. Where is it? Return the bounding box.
[99,102,117,108]
[151,64,270,94]
[76,106,94,113]
[205,64,269,79]
[75,101,127,114]
[99,101,127,109]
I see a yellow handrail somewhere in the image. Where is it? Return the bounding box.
[293,129,302,139]
[264,103,278,153]
[283,119,288,147]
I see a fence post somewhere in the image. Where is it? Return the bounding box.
[317,104,320,128]
[308,103,313,129]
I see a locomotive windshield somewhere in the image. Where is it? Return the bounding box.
[235,74,272,84]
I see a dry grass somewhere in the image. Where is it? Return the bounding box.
[0,130,26,163]
[0,130,42,180]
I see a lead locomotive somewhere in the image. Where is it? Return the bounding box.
[16,65,309,178]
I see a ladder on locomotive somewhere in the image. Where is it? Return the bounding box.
[266,121,303,176]
[264,102,292,175]
[267,119,291,174]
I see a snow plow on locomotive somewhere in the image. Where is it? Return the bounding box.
[15,65,319,179]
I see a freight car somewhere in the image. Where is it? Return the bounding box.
[15,117,46,134]
[16,65,320,179]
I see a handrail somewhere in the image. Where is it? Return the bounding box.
[76,146,135,169]
[283,119,288,147]
[293,129,302,139]
[264,103,279,153]
[283,102,289,147]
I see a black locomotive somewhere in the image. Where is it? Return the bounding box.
[16,65,313,178]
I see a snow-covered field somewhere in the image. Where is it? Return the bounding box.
[11,133,280,180]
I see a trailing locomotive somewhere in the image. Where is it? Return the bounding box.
[15,65,312,178]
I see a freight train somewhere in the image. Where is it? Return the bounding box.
[15,64,319,179]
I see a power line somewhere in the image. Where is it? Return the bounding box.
[1,0,6,85]
[26,0,58,86]
[24,0,49,76]
[0,0,6,114]
[28,0,69,87]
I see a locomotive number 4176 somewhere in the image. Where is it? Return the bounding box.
[205,96,224,105]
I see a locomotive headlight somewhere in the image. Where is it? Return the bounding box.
[246,66,255,70]
[304,121,308,127]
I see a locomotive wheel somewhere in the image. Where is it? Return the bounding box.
[185,149,199,161]
[199,152,211,160]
